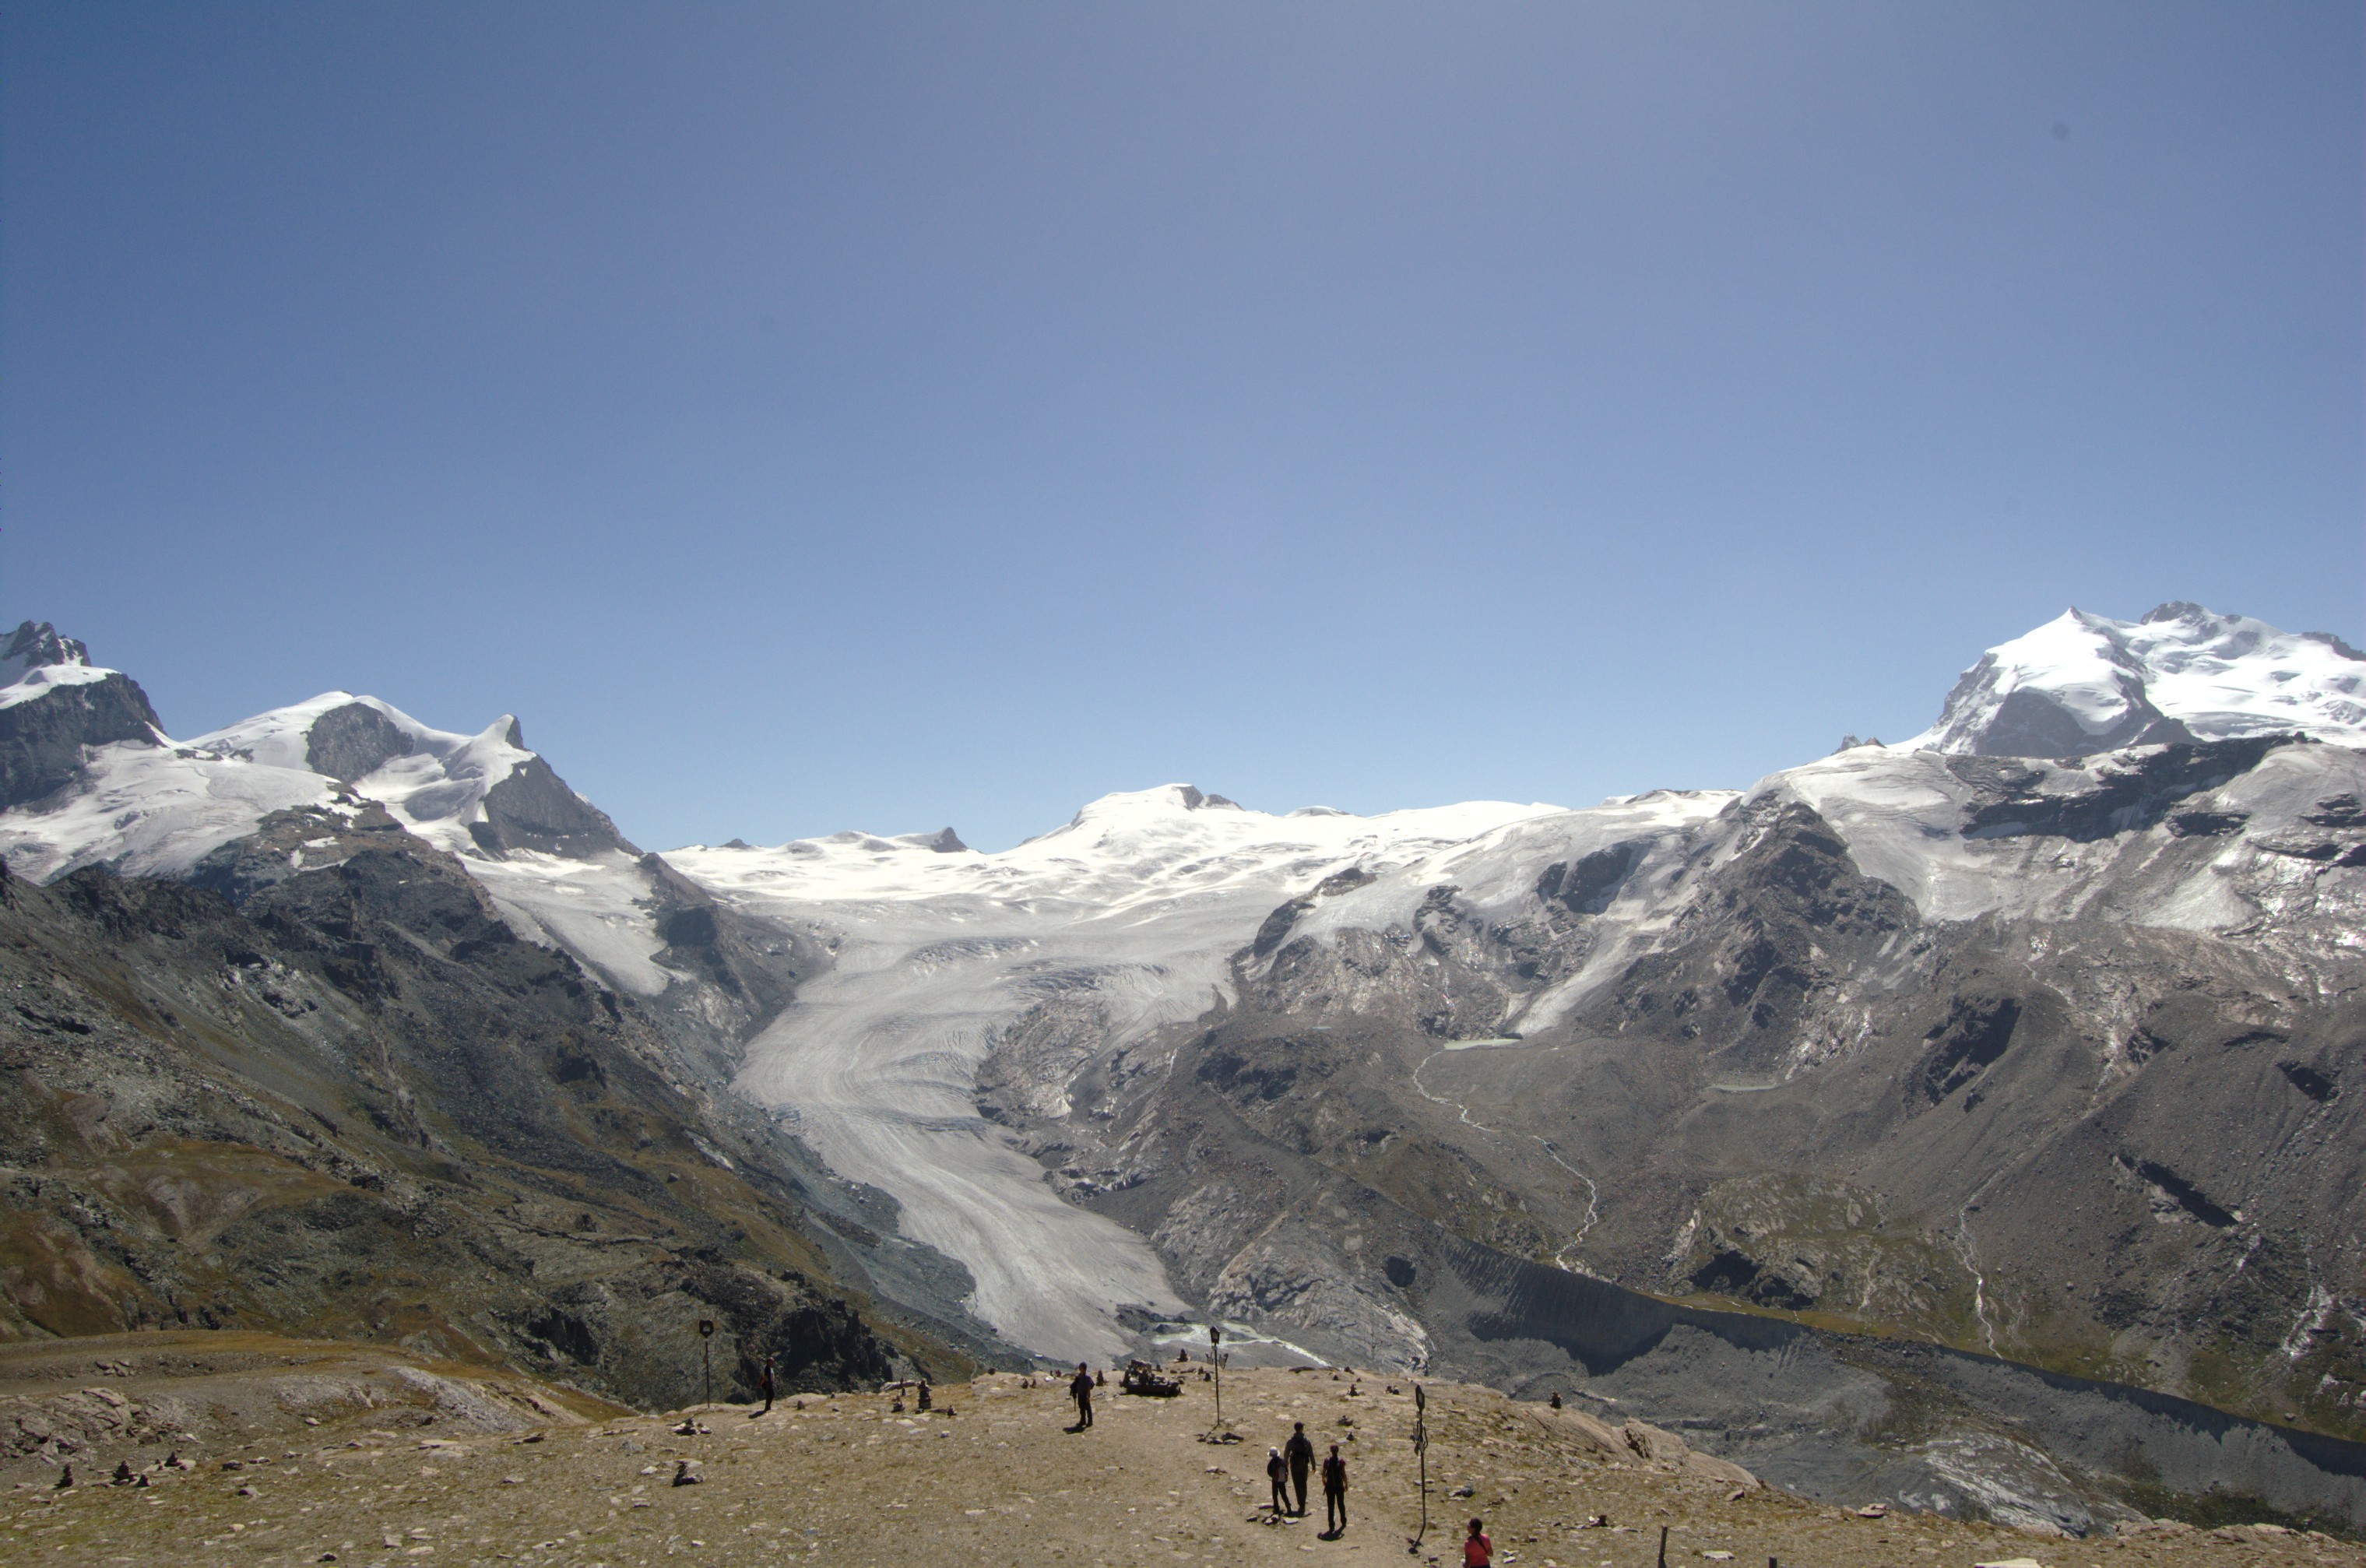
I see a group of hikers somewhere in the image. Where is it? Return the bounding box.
[1264,1419,1352,1535]
[1065,1361,1499,1554]
[744,1353,1494,1562]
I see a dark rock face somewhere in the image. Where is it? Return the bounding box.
[0,830,953,1405]
[1974,681,2196,758]
[1536,842,1643,914]
[303,701,416,782]
[1688,1246,1819,1310]
[0,672,164,809]
[635,851,807,1059]
[1605,800,1915,1071]
[470,755,641,859]
[1911,995,2022,1106]
[1955,737,2297,842]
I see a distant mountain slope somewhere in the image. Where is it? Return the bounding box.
[0,838,930,1406]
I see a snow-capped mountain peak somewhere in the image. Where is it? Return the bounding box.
[1906,603,2366,758]
[0,666,633,883]
[0,620,92,683]
[0,620,136,715]
[0,624,168,810]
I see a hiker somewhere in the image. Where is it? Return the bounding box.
[1463,1517,1494,1567]
[1283,1421,1315,1515]
[1266,1447,1287,1513]
[1070,1362,1095,1429]
[1321,1443,1348,1533]
[759,1357,776,1414]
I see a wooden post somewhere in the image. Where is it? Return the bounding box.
[1408,1383,1429,1556]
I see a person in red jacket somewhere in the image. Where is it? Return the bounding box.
[1463,1517,1494,1566]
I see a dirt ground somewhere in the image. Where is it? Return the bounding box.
[4,1362,2360,1568]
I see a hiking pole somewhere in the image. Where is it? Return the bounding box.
[1211,1324,1222,1431]
[1407,1382,1428,1555]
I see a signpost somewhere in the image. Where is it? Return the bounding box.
[1408,1382,1429,1556]
[698,1319,716,1408]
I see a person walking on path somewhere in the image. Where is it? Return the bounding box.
[1462,1517,1494,1566]
[758,1357,776,1415]
[1320,1443,1348,1535]
[1070,1363,1095,1429]
[1267,1447,1288,1514]
[1283,1421,1315,1516]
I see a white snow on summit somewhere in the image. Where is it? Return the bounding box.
[668,784,1562,1362]
[1906,603,2366,758]
[0,672,671,994]
[0,621,123,713]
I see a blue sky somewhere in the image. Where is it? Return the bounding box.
[4,2,2358,849]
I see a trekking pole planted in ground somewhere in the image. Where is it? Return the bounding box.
[1407,1382,1428,1556]
[1211,1324,1222,1429]
[698,1318,715,1408]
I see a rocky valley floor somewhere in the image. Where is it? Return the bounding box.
[5,1360,2359,1568]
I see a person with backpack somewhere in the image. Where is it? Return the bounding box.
[1320,1443,1348,1534]
[1266,1447,1288,1513]
[1463,1517,1494,1566]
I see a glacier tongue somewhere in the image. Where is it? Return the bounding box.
[670,784,1562,1362]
